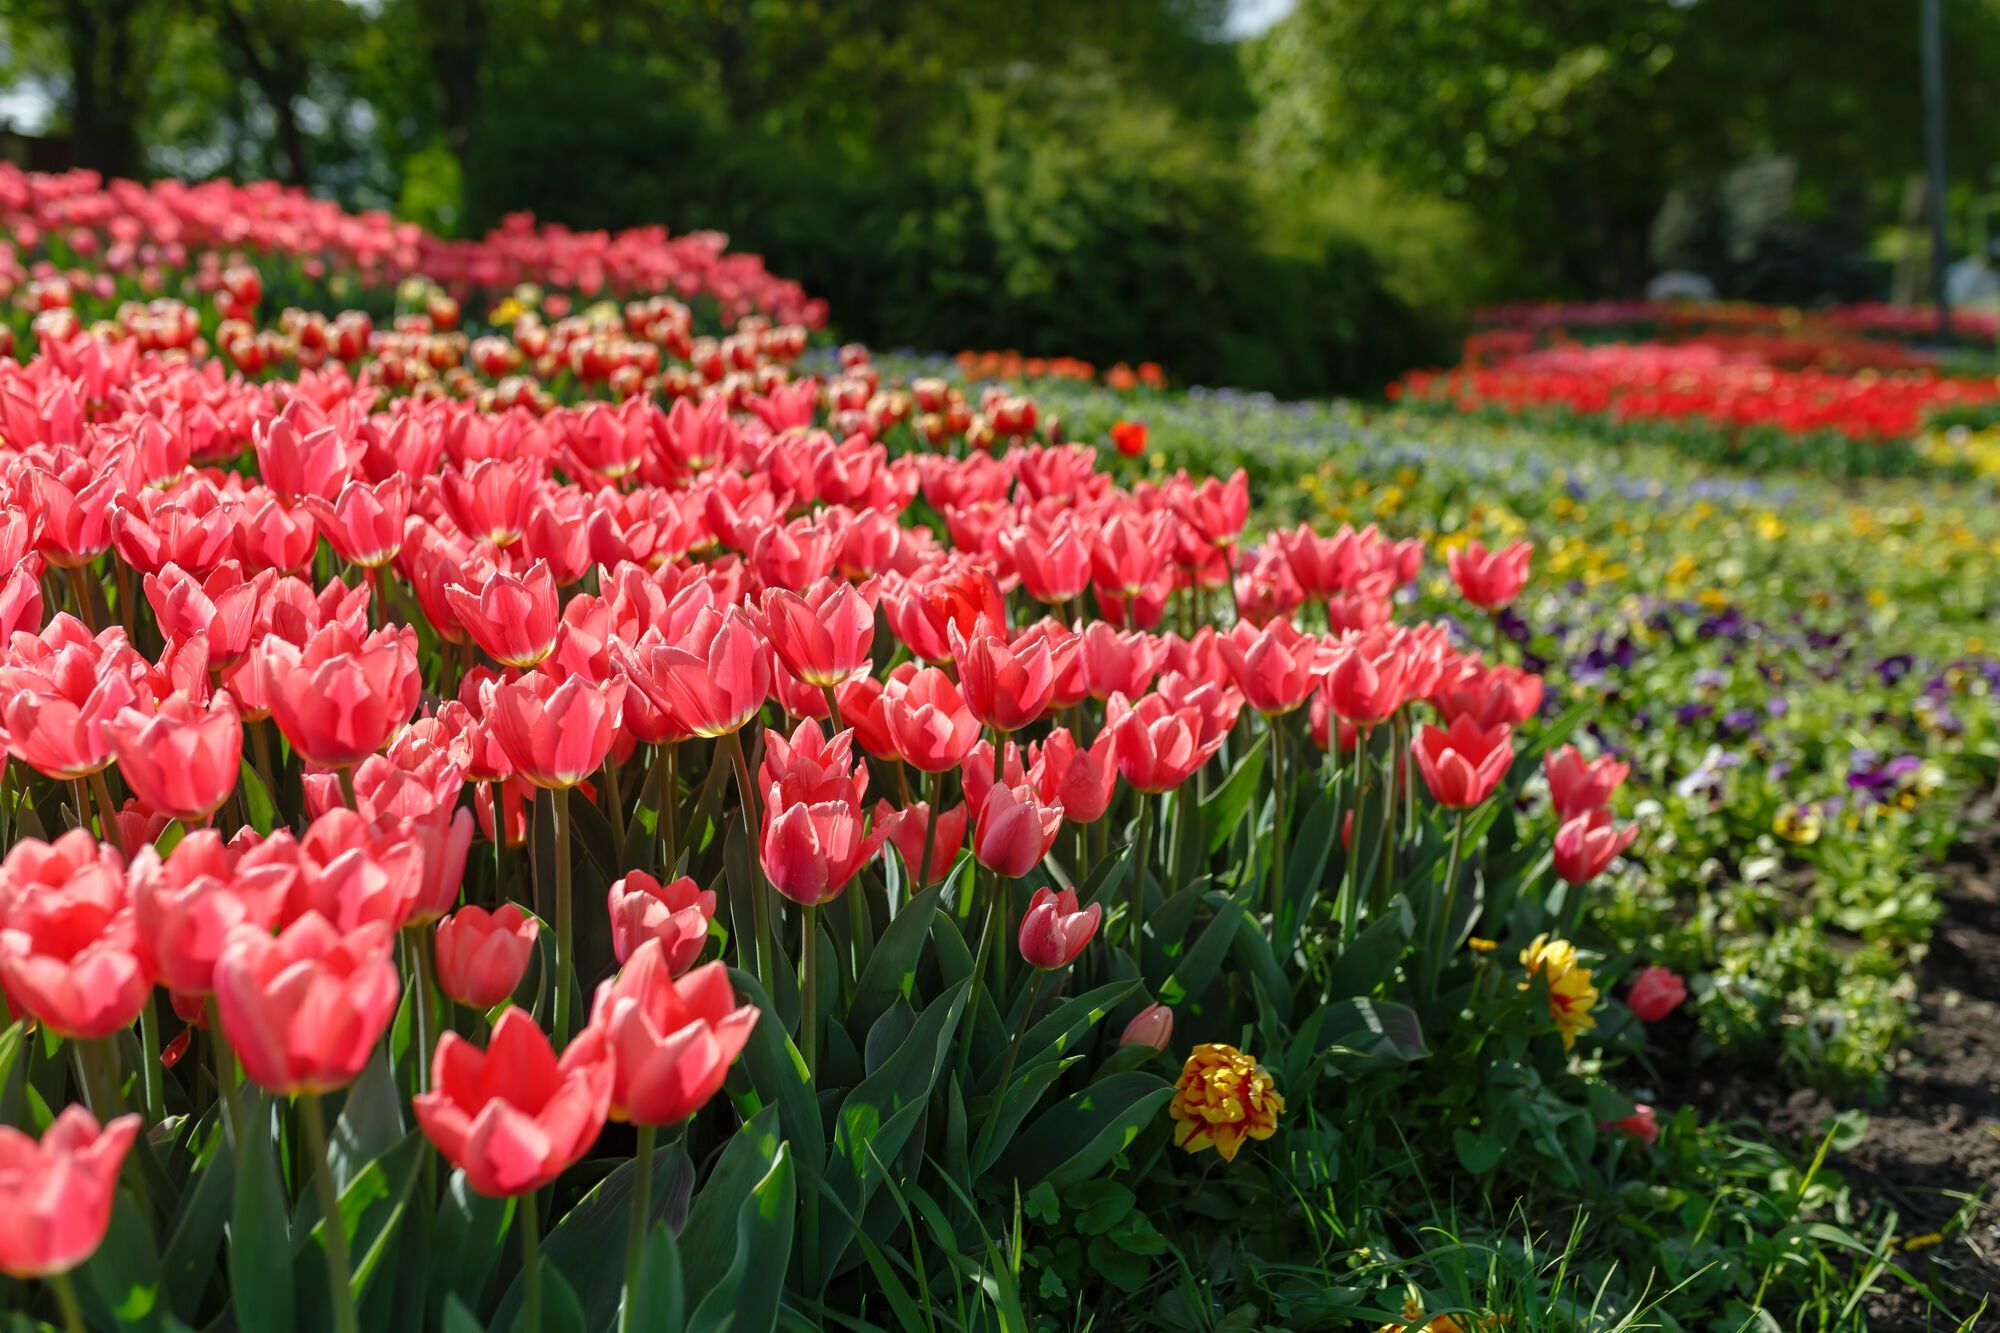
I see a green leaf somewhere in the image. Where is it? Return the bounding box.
[680,1105,784,1300]
[1007,979,1136,1080]
[77,1192,163,1331]
[160,1122,234,1319]
[443,1292,490,1333]
[728,968,826,1185]
[331,1049,404,1191]
[623,1218,686,1333]
[1070,1180,1135,1235]
[1319,998,1429,1077]
[511,1261,588,1333]
[239,758,277,835]
[972,1054,1081,1175]
[1452,1128,1505,1175]
[228,1093,295,1333]
[1200,735,1267,854]
[428,1171,515,1327]
[1157,895,1245,1009]
[1009,1072,1175,1191]
[848,885,941,1039]
[294,1130,425,1326]
[686,1144,796,1333]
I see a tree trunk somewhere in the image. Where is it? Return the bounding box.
[63,0,146,177]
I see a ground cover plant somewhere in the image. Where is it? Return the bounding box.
[0,169,1994,1333]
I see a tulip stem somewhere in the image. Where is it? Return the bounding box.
[299,1093,360,1333]
[136,994,165,1126]
[601,757,626,851]
[520,1190,544,1333]
[917,768,944,893]
[1340,735,1368,945]
[821,684,844,733]
[206,997,240,1145]
[1129,798,1150,974]
[1267,716,1287,930]
[551,784,575,1047]
[337,764,360,812]
[88,768,127,858]
[723,732,776,994]
[957,867,999,1082]
[658,744,678,869]
[801,903,820,1082]
[408,927,441,1093]
[251,721,282,825]
[49,1271,85,1333]
[619,1124,657,1333]
[991,968,1046,1101]
[1432,810,1469,992]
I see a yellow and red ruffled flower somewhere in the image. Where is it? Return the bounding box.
[1519,934,1598,1050]
[1168,1042,1284,1162]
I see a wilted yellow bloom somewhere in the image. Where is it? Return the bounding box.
[1773,805,1822,844]
[1373,1296,1510,1333]
[1519,934,1598,1050]
[1169,1043,1284,1162]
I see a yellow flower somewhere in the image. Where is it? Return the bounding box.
[1519,934,1598,1050]
[1169,1042,1284,1162]
[1773,805,1822,844]
[1373,1297,1510,1333]
[1466,937,1498,954]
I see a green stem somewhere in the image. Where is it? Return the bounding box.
[49,1271,86,1333]
[658,744,678,869]
[1432,810,1470,992]
[801,903,820,1082]
[821,684,844,733]
[601,757,626,852]
[337,765,359,813]
[917,767,945,892]
[251,720,282,825]
[1129,797,1150,974]
[206,997,240,1145]
[619,1124,658,1333]
[299,1094,360,1333]
[957,866,1000,1081]
[724,731,775,994]
[552,785,575,1046]
[409,927,441,1091]
[1341,733,1368,944]
[1268,715,1286,931]
[136,993,165,1126]
[520,1190,544,1333]
[991,968,1046,1099]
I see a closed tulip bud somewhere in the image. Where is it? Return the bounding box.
[589,946,758,1126]
[1552,807,1637,885]
[214,912,400,1095]
[1627,965,1688,1023]
[1017,887,1100,969]
[1447,539,1533,612]
[0,1106,141,1279]
[434,904,539,1009]
[1120,1002,1174,1050]
[606,871,715,970]
[972,781,1064,879]
[106,689,242,824]
[415,1009,613,1197]
[1413,717,1513,809]
[1605,1103,1659,1148]
[443,560,560,668]
[759,793,886,905]
[484,671,626,790]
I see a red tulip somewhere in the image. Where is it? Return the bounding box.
[1217,618,1319,717]
[1552,807,1637,885]
[214,912,400,1095]
[306,475,409,568]
[444,560,560,668]
[415,1008,613,1197]
[759,719,867,809]
[130,830,289,997]
[1110,420,1147,458]
[1605,1103,1659,1148]
[1447,539,1533,611]
[143,561,272,667]
[0,832,151,1039]
[254,401,350,502]
[1001,515,1092,605]
[873,799,967,885]
[835,668,906,761]
[1120,1002,1173,1049]
[434,904,539,1009]
[1079,622,1164,701]
[763,578,875,688]
[1108,692,1220,794]
[1434,662,1543,729]
[1413,717,1513,809]
[759,792,886,905]
[882,667,980,773]
[1627,966,1688,1023]
[615,606,769,739]
[1018,886,1100,969]
[0,1105,141,1279]
[949,617,1056,733]
[261,623,420,769]
[1543,744,1630,820]
[972,781,1063,878]
[106,689,242,824]
[589,946,758,1125]
[881,564,1005,665]
[1034,726,1119,825]
[607,871,715,971]
[484,672,626,789]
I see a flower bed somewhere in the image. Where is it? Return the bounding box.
[0,172,1991,1329]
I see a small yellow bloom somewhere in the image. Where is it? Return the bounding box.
[1374,1297,1509,1333]
[1519,934,1598,1050]
[1466,937,1498,954]
[1773,805,1822,844]
[1168,1042,1284,1162]
[1898,1232,1945,1253]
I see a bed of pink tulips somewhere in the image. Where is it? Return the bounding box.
[0,170,1669,1333]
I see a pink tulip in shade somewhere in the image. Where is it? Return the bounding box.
[1017,887,1101,969]
[1034,727,1119,825]
[1605,1103,1659,1148]
[1627,966,1688,1023]
[0,1105,141,1279]
[1120,1003,1174,1050]
[213,912,400,1095]
[1447,539,1533,611]
[415,1008,614,1197]
[873,799,968,885]
[589,946,759,1126]
[434,904,540,1009]
[606,871,715,970]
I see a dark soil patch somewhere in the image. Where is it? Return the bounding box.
[1652,848,2000,1326]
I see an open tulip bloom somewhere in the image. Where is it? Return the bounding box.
[0,165,1875,1333]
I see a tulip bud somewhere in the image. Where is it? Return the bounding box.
[1120,1003,1173,1050]
[434,904,539,1009]
[1627,965,1688,1023]
[1017,887,1101,970]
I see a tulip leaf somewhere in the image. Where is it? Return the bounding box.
[293,1129,424,1329]
[511,1261,588,1333]
[330,1048,404,1191]
[622,1217,686,1333]
[1200,735,1266,854]
[847,884,941,1039]
[972,1054,1082,1176]
[729,967,826,1184]
[1008,1071,1175,1191]
[363,1182,432,1332]
[861,998,916,1077]
[1229,911,1294,1026]
[77,1192,164,1331]
[1076,840,1132,913]
[160,1121,235,1319]
[1004,979,1136,1083]
[238,757,277,835]
[1325,898,1415,999]
[443,1292,490,1333]
[680,1104,784,1301]
[227,1092,295,1333]
[1317,997,1429,1078]
[686,1143,795,1333]
[429,1172,514,1329]
[1158,895,1247,1010]
[491,1141,694,1333]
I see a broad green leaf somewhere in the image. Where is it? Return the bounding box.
[847,885,941,1038]
[728,968,825,1185]
[623,1218,685,1333]
[160,1122,234,1319]
[686,1145,795,1333]
[679,1105,784,1302]
[971,1055,1081,1176]
[293,1130,425,1328]
[77,1193,163,1331]
[1004,979,1136,1080]
[238,758,277,835]
[1200,735,1267,853]
[1008,1071,1174,1191]
[331,1048,404,1190]
[228,1092,295,1333]
[1157,895,1245,1009]
[428,1170,515,1327]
